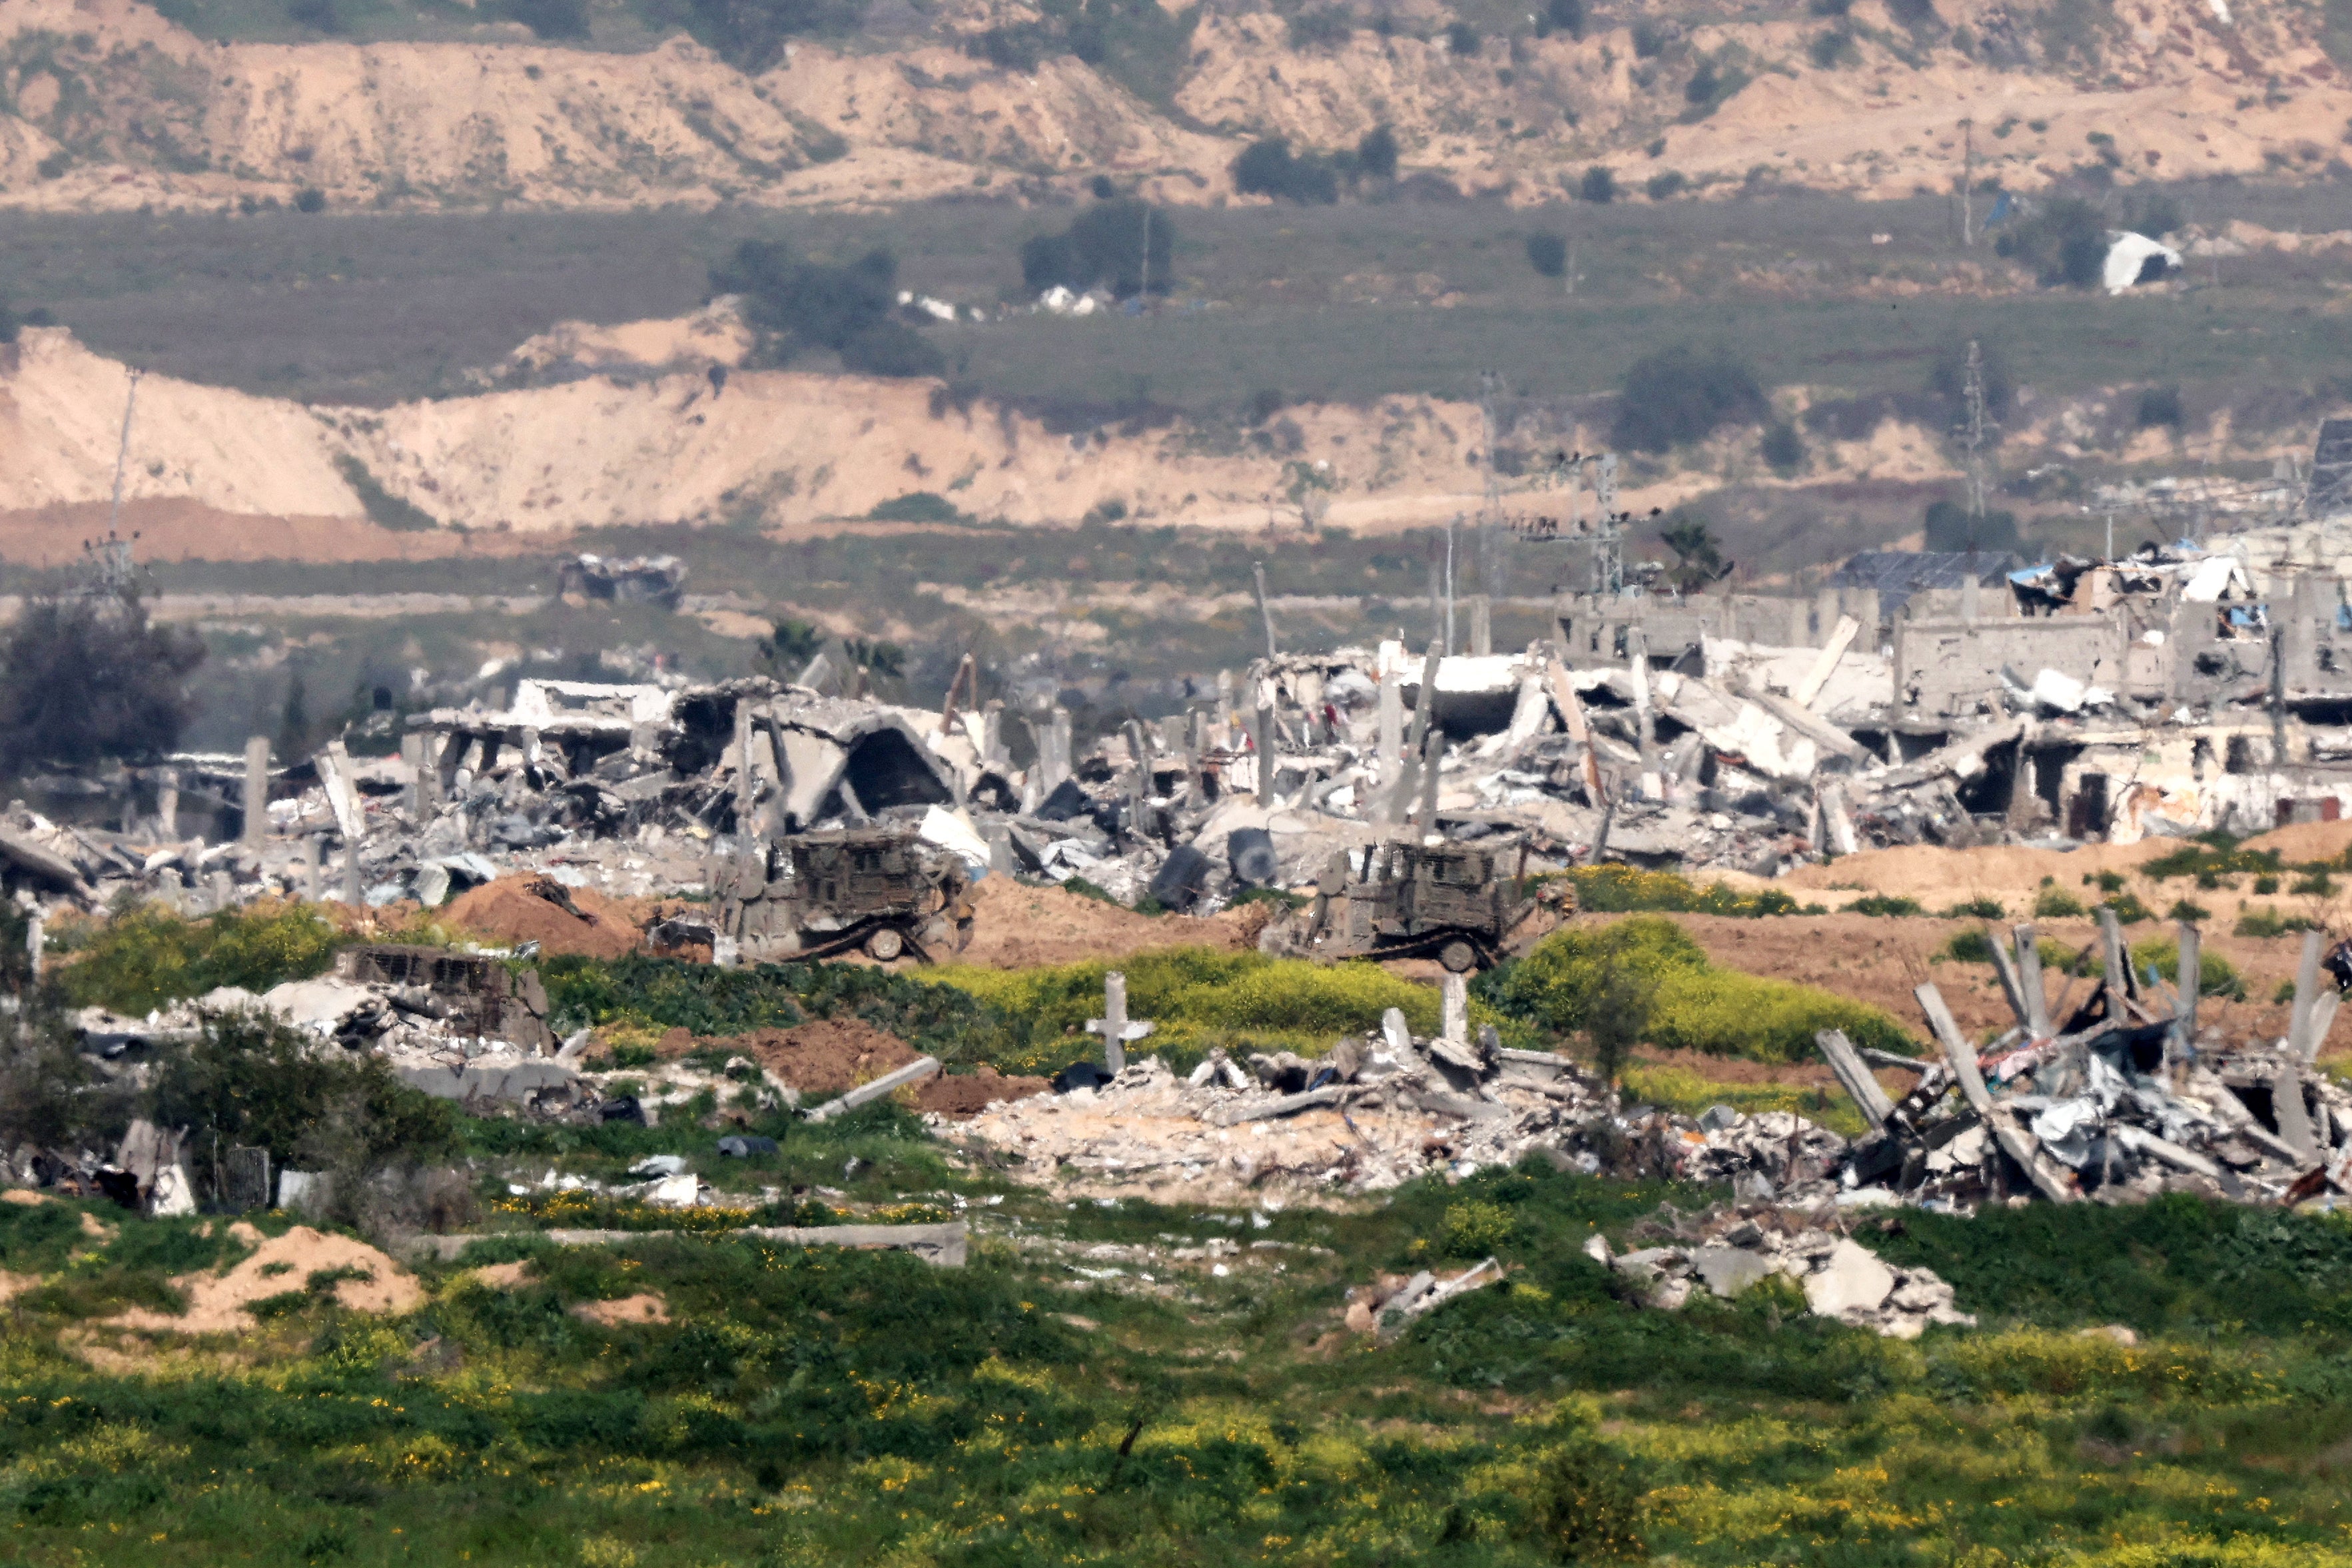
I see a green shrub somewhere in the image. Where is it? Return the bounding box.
[61,901,342,1015]
[1527,1441,1649,1562]
[1610,345,1766,454]
[2238,907,2319,938]
[931,947,1445,1073]
[1556,863,1807,917]
[1526,231,1569,278]
[2143,842,2283,882]
[1939,896,2006,919]
[2101,891,2155,925]
[1019,199,1175,297]
[2165,898,2210,923]
[711,239,941,378]
[2128,937,2244,1000]
[2032,885,2088,919]
[1232,137,1340,204]
[149,1011,456,1194]
[1479,917,1914,1062]
[1443,1200,1517,1258]
[1847,894,1924,917]
[1579,165,1617,202]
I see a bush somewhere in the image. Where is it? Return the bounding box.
[497,0,589,35]
[673,0,867,72]
[150,1011,457,1197]
[1358,123,1399,179]
[0,585,204,778]
[1609,345,1766,454]
[33,149,69,180]
[294,186,326,212]
[1922,498,2019,553]
[2136,384,2183,428]
[1286,6,1352,46]
[1578,165,1617,203]
[1760,418,1805,474]
[932,947,1447,1072]
[1232,137,1340,204]
[1019,199,1175,296]
[1848,894,1924,917]
[1940,896,2006,919]
[1527,1441,1649,1561]
[2032,885,2088,919]
[2237,907,2319,938]
[1551,863,1809,918]
[1644,169,1686,200]
[59,902,343,1016]
[1445,18,1480,53]
[865,491,963,522]
[1809,25,1857,65]
[285,0,342,30]
[1995,196,2109,288]
[1480,917,1916,1062]
[1525,231,1568,278]
[0,296,19,344]
[2129,937,2244,1000]
[711,239,942,378]
[1539,0,1583,38]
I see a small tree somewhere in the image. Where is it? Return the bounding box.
[0,582,204,779]
[757,617,827,678]
[1232,137,1340,204]
[277,666,312,760]
[712,238,943,377]
[1540,0,1585,39]
[1609,345,1766,454]
[1579,165,1617,203]
[1526,231,1569,277]
[1357,123,1400,181]
[1761,418,1806,474]
[1528,1441,1650,1561]
[1581,955,1653,1092]
[1445,18,1481,53]
[1658,512,1731,591]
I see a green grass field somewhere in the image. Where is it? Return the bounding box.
[10,1114,2352,1566]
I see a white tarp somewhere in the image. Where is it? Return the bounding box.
[2103,231,2183,295]
[2179,556,2247,603]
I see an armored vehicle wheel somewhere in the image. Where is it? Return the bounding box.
[1437,939,1478,974]
[865,927,906,961]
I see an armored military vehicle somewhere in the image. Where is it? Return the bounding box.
[1262,837,1541,973]
[713,828,974,963]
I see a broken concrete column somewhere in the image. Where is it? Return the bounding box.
[1377,664,1402,787]
[342,849,363,907]
[242,736,270,850]
[1814,588,1838,648]
[1442,972,1468,1044]
[1961,573,1980,623]
[157,769,178,841]
[1102,971,1129,1074]
[1415,727,1443,832]
[1254,705,1275,808]
[25,910,43,984]
[2171,921,2199,1072]
[733,701,757,838]
[2289,929,2325,1058]
[400,733,426,817]
[1469,594,1492,657]
[1787,596,1809,647]
[1851,588,1880,647]
[302,837,322,902]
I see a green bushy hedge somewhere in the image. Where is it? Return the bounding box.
[60,902,342,1016]
[1477,917,1916,1062]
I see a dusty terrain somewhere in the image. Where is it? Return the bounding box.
[0,313,2329,558]
[0,0,2344,212]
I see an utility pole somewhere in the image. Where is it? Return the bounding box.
[107,366,146,536]
[1138,205,1151,307]
[1958,340,1994,542]
[1444,513,1459,654]
[1959,119,1976,248]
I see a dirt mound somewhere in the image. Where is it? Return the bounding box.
[442,876,647,959]
[667,1017,922,1096]
[1778,841,2181,913]
[917,1064,1051,1118]
[958,877,1258,968]
[112,1223,422,1334]
[2242,821,2352,862]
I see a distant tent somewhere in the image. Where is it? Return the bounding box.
[2102,231,2183,295]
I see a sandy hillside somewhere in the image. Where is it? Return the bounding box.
[0,324,1500,542]
[0,0,2347,211]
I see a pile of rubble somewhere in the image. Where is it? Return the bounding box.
[1586,1204,1973,1340]
[1819,915,2352,1209]
[943,973,1854,1206]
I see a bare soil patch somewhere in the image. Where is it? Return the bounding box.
[918,1064,1051,1118]
[111,1225,422,1334]
[958,878,1259,969]
[572,1294,669,1326]
[662,1017,920,1096]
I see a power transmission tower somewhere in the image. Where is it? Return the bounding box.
[1477,370,1506,597]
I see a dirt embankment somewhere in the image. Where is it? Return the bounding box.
[441,877,653,960]
[955,876,1268,968]
[0,0,2345,213]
